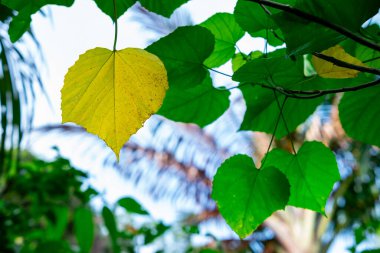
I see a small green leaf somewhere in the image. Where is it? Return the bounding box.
[265,141,340,213]
[200,13,244,68]
[74,207,94,253]
[118,197,149,215]
[93,0,136,21]
[339,85,380,148]
[158,74,230,127]
[212,154,290,238]
[232,51,262,72]
[2,0,74,42]
[102,206,121,253]
[146,26,214,89]
[138,0,189,18]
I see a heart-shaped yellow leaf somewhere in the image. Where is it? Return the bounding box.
[61,47,168,158]
[312,45,365,79]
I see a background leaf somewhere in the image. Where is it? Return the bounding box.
[312,45,366,78]
[2,0,75,42]
[117,197,149,215]
[74,207,94,253]
[102,206,121,253]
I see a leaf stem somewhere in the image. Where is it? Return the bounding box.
[260,94,287,168]
[273,90,297,154]
[113,0,118,51]
[247,0,380,52]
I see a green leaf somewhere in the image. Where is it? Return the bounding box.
[200,13,244,68]
[265,141,340,213]
[272,0,380,55]
[232,51,263,72]
[158,74,230,127]
[239,82,322,138]
[118,197,149,215]
[102,206,121,253]
[138,0,189,18]
[2,0,74,42]
[234,0,290,46]
[234,0,276,34]
[35,241,73,253]
[93,0,136,21]
[233,56,305,87]
[146,26,214,89]
[74,207,94,253]
[339,85,380,148]
[212,154,290,238]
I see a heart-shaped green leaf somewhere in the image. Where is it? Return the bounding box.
[212,154,290,238]
[265,141,340,214]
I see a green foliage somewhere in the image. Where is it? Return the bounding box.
[146,26,214,89]
[118,197,149,215]
[74,207,94,253]
[1,0,74,42]
[212,155,290,238]
[2,0,380,243]
[158,74,230,127]
[339,85,380,148]
[265,141,340,213]
[93,0,135,21]
[239,85,323,138]
[200,13,244,68]
[138,0,189,18]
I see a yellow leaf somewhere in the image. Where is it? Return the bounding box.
[312,45,365,79]
[61,47,168,158]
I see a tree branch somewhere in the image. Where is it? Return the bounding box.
[247,0,380,52]
[258,78,380,99]
[313,53,380,76]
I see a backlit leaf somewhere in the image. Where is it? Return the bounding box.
[212,154,290,238]
[265,141,340,213]
[339,85,380,148]
[146,26,214,89]
[2,0,74,42]
[200,13,244,68]
[61,47,168,158]
[312,45,366,78]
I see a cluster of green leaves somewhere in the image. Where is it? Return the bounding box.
[0,153,201,253]
[3,0,380,239]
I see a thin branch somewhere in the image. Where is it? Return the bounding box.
[258,78,380,99]
[313,53,380,76]
[247,0,380,52]
[205,65,233,77]
[260,94,287,168]
[273,90,297,154]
